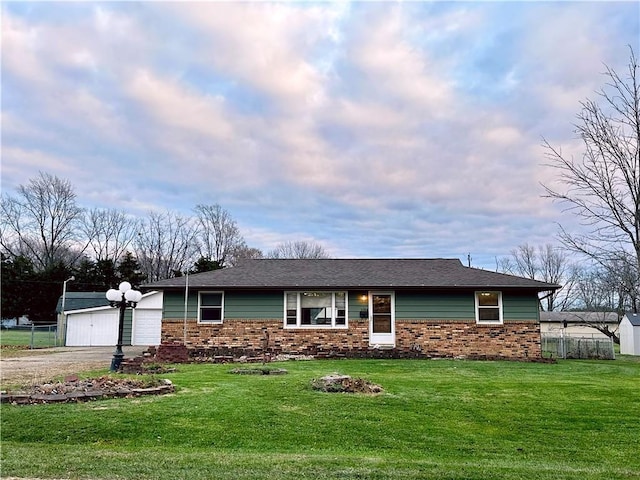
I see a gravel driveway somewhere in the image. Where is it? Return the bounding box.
[0,346,149,386]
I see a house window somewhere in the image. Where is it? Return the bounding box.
[475,291,503,325]
[284,291,348,328]
[199,292,224,323]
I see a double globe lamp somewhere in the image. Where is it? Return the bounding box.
[106,281,142,371]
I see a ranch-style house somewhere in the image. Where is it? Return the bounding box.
[143,258,560,360]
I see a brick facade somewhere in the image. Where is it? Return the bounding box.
[161,318,541,360]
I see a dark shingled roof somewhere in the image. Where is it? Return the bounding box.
[624,312,640,326]
[143,258,560,291]
[56,292,110,313]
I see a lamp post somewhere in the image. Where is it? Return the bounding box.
[106,281,142,372]
[61,276,75,314]
[60,276,75,346]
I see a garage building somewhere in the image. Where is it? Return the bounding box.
[57,291,162,347]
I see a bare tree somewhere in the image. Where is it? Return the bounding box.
[499,243,578,311]
[227,244,263,266]
[136,211,198,282]
[572,267,625,342]
[575,266,619,311]
[81,208,140,262]
[542,48,640,312]
[267,240,330,259]
[0,172,85,270]
[511,244,538,280]
[193,204,245,268]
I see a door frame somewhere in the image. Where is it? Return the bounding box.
[368,291,395,346]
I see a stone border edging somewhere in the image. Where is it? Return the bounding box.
[1,383,174,405]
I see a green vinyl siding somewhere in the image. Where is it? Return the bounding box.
[161,289,541,322]
[395,291,540,321]
[123,310,132,344]
[503,293,540,321]
[396,292,475,320]
[163,291,198,319]
[163,290,283,320]
[225,291,282,319]
[349,291,369,319]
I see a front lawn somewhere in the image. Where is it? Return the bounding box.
[2,357,639,479]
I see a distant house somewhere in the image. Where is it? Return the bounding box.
[539,311,619,339]
[620,313,640,355]
[143,258,560,360]
[0,316,31,327]
[57,291,163,347]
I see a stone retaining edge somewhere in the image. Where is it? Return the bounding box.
[0,384,174,405]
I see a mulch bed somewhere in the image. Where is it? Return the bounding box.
[1,375,174,405]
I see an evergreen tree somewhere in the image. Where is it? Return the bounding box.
[1,254,35,320]
[191,256,222,274]
[117,252,146,288]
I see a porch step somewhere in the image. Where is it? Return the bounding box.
[370,344,395,350]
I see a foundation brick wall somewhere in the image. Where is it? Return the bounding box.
[161,318,541,360]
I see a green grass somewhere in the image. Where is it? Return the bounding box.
[0,328,59,348]
[2,357,640,479]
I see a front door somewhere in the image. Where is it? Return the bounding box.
[369,292,395,346]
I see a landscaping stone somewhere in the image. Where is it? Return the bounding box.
[1,376,174,405]
[311,374,383,394]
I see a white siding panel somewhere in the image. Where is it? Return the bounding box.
[133,309,162,346]
[137,291,163,310]
[620,319,640,355]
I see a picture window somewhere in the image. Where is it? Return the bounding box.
[284,291,348,329]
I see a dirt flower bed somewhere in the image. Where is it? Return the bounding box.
[1,375,174,405]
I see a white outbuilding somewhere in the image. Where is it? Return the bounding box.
[620,312,640,356]
[60,291,163,347]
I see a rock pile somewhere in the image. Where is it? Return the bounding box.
[1,375,174,405]
[311,374,383,394]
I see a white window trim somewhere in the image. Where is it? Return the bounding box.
[198,291,224,324]
[475,291,503,325]
[283,291,348,329]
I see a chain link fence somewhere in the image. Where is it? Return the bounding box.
[542,333,615,360]
[0,324,60,349]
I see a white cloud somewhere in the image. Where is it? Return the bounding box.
[127,69,234,141]
[1,2,637,266]
[166,3,339,111]
[1,10,49,85]
[346,6,455,116]
[1,147,71,178]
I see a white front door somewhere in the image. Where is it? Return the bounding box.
[369,292,395,346]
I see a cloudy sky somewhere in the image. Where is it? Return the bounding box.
[2,1,638,269]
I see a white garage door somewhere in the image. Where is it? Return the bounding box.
[133,309,162,346]
[66,312,118,346]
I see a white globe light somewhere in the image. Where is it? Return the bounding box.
[125,289,142,303]
[118,281,132,293]
[106,289,121,302]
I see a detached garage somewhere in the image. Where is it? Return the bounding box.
[66,309,119,346]
[61,291,163,347]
